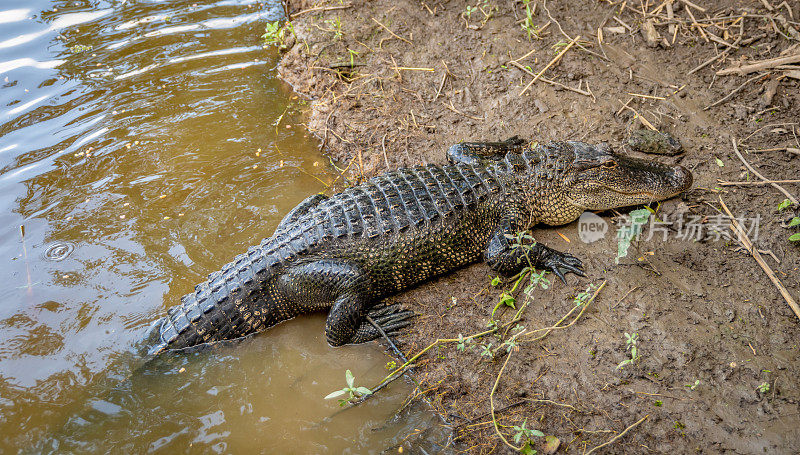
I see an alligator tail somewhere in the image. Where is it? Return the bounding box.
[142,237,286,356]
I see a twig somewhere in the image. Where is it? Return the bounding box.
[520,35,580,95]
[621,104,657,130]
[518,281,606,344]
[611,286,638,309]
[717,54,800,76]
[525,398,584,412]
[687,35,743,75]
[381,133,390,169]
[730,137,798,205]
[585,415,650,455]
[616,97,634,116]
[717,179,800,186]
[628,92,666,100]
[371,17,412,45]
[703,73,765,110]
[392,66,434,71]
[509,61,591,96]
[371,318,522,392]
[719,196,800,322]
[444,100,484,121]
[543,1,609,61]
[685,6,709,42]
[433,71,447,101]
[490,348,522,452]
[292,4,352,17]
[679,0,706,13]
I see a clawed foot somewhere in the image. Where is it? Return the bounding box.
[366,303,415,337]
[542,251,585,284]
[349,303,415,345]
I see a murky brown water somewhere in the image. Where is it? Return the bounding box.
[0,1,444,452]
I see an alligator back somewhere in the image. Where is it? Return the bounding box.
[146,162,516,354]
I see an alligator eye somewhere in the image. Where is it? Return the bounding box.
[602,161,617,169]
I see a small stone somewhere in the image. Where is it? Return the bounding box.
[543,435,561,454]
[641,20,661,48]
[628,130,683,155]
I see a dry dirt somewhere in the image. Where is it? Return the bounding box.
[276,0,800,453]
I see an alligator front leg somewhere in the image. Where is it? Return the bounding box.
[447,136,528,165]
[484,222,585,283]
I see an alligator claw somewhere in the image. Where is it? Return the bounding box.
[543,252,585,284]
[366,303,415,337]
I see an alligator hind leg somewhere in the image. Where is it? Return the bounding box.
[447,136,529,165]
[276,259,412,346]
[351,303,414,344]
[325,295,414,346]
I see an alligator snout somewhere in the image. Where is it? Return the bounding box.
[670,165,693,195]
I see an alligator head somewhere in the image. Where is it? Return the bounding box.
[529,141,692,224]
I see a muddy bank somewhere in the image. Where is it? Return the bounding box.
[276,0,800,452]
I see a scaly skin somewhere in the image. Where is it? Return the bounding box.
[141,138,692,355]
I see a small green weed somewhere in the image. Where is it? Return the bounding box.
[324,370,372,406]
[324,17,343,40]
[520,0,539,39]
[756,382,770,394]
[777,199,800,242]
[512,419,544,453]
[617,332,640,369]
[463,5,478,18]
[262,21,294,48]
[456,333,471,351]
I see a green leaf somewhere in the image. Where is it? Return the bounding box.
[325,389,347,400]
[714,158,724,167]
[345,369,355,388]
[778,199,792,211]
[789,233,800,241]
[355,387,372,396]
[500,292,516,309]
[788,217,800,227]
[616,209,651,264]
[530,429,545,438]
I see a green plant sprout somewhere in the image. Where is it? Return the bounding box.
[617,332,640,369]
[512,419,544,453]
[324,370,372,406]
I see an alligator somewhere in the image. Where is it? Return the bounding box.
[141,138,692,355]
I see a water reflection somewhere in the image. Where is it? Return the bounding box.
[0,0,445,452]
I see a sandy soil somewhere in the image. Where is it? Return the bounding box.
[276,0,800,452]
